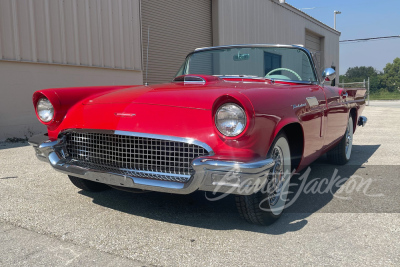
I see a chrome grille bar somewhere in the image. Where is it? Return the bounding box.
[63,131,210,182]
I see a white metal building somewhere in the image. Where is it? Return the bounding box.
[0,0,340,139]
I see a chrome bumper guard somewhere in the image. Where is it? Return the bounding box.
[29,134,275,195]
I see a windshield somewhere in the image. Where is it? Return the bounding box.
[176,47,318,83]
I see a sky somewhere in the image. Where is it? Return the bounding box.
[286,0,400,75]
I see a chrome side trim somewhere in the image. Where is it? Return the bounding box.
[306,97,319,107]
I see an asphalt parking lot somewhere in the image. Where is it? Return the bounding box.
[1,101,399,266]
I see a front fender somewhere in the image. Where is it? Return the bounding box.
[272,117,302,143]
[32,85,139,132]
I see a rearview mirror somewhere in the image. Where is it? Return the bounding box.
[233,54,250,61]
[322,68,336,82]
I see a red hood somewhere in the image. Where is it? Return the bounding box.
[83,78,281,110]
[44,77,297,160]
[85,83,228,110]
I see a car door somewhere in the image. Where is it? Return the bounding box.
[322,86,349,149]
[297,84,327,164]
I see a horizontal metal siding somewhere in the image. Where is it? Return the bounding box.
[305,33,321,51]
[214,0,340,78]
[305,30,323,70]
[0,0,142,71]
[141,0,212,84]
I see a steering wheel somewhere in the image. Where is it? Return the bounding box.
[265,68,302,80]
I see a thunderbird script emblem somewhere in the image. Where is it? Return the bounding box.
[292,103,306,109]
[115,113,136,117]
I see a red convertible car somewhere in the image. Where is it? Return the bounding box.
[29,45,367,225]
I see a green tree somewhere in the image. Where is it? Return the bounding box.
[344,66,379,82]
[382,58,400,92]
[369,75,383,94]
[339,59,400,94]
[340,66,382,93]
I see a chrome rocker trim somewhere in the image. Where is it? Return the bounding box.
[29,132,275,196]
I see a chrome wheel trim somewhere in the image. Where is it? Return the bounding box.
[268,146,284,207]
[345,117,354,160]
[265,136,291,216]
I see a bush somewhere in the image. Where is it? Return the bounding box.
[369,89,400,100]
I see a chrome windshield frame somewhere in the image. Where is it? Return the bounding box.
[180,44,321,85]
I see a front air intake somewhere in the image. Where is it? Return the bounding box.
[63,131,210,183]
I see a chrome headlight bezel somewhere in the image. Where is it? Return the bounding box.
[36,97,54,123]
[215,103,247,137]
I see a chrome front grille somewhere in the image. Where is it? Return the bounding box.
[64,132,210,183]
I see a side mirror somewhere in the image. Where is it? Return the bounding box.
[322,68,336,82]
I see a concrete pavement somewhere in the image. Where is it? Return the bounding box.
[0,101,399,266]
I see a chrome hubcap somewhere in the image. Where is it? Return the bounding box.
[268,147,284,206]
[345,122,352,154]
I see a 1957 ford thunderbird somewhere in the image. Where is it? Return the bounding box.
[29,45,367,225]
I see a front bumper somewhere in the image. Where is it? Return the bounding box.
[29,134,274,196]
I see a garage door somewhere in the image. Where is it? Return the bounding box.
[305,30,323,72]
[141,0,212,85]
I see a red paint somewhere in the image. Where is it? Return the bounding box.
[32,75,366,171]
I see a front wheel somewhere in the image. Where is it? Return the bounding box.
[235,132,291,225]
[327,115,353,165]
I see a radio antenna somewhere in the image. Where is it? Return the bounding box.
[145,26,150,86]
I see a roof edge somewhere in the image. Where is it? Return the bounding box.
[277,2,341,35]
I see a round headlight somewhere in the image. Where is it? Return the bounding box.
[36,98,54,122]
[215,103,247,137]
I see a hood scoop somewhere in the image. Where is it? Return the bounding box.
[173,74,222,85]
[173,75,206,84]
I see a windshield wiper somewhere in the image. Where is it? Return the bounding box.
[264,77,316,85]
[214,75,262,79]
